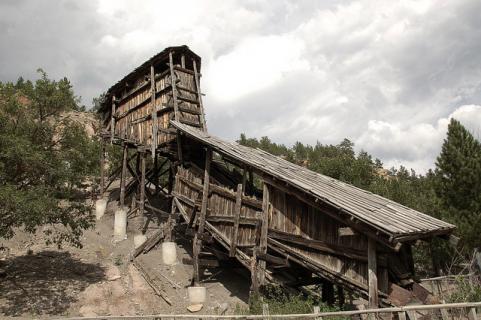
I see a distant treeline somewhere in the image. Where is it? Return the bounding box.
[238,120,481,274]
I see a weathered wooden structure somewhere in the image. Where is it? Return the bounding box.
[98,45,456,307]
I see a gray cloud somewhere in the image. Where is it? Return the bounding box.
[0,0,480,172]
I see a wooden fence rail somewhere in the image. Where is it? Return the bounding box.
[53,302,481,320]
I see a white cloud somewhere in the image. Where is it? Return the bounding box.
[1,0,481,173]
[356,105,481,172]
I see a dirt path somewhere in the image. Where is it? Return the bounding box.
[0,195,249,318]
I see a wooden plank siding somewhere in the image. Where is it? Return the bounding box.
[173,165,390,295]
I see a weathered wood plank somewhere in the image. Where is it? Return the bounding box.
[119,144,128,207]
[368,238,378,308]
[230,183,243,257]
[193,148,212,285]
[258,183,269,286]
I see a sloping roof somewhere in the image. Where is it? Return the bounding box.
[172,120,455,241]
[100,45,200,112]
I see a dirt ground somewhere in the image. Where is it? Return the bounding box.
[0,190,249,319]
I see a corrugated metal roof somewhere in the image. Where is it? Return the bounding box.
[172,120,455,240]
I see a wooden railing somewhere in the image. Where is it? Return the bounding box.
[53,302,481,320]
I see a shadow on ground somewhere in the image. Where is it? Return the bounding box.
[0,250,105,316]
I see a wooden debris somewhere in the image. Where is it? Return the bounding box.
[133,259,172,305]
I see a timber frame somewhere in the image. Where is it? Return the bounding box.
[98,45,456,307]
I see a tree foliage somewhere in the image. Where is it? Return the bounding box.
[0,70,99,248]
[238,121,481,273]
[435,119,481,251]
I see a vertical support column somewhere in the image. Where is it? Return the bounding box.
[100,139,106,196]
[241,167,247,195]
[154,153,159,195]
[193,148,212,285]
[169,51,183,163]
[229,183,243,257]
[169,51,180,121]
[150,65,157,156]
[192,59,207,132]
[250,211,262,294]
[119,144,128,208]
[258,182,269,286]
[139,150,146,230]
[181,54,185,68]
[368,238,379,308]
[322,281,335,305]
[110,95,116,143]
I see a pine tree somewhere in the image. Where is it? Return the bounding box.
[435,118,481,251]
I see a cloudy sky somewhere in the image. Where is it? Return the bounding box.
[1,0,481,172]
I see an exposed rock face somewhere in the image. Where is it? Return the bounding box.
[59,111,99,138]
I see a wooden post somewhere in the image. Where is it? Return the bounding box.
[169,51,180,121]
[338,286,345,308]
[193,148,212,285]
[241,167,247,195]
[250,246,259,293]
[229,183,243,257]
[181,54,185,68]
[119,144,128,207]
[139,151,146,229]
[262,303,270,318]
[192,59,207,132]
[468,307,477,320]
[368,238,379,308]
[154,153,159,195]
[100,140,106,195]
[110,95,116,143]
[258,182,269,285]
[169,51,183,163]
[150,65,157,156]
[322,281,335,305]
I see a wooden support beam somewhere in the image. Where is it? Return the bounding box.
[150,64,157,155]
[229,183,243,257]
[154,153,159,195]
[241,167,247,195]
[110,95,116,143]
[119,144,128,207]
[139,151,146,227]
[258,183,270,286]
[192,59,207,131]
[193,148,212,285]
[322,281,335,305]
[169,51,180,121]
[368,238,379,308]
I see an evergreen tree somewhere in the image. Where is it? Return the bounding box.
[435,118,481,251]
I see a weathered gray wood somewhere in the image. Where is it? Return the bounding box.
[193,148,212,285]
[263,303,270,318]
[368,238,378,308]
[133,259,172,305]
[258,183,269,285]
[468,307,477,320]
[119,144,128,207]
[193,59,207,131]
[110,95,116,143]
[169,51,180,121]
[229,183,243,257]
[150,64,157,155]
[139,151,146,222]
[440,307,449,320]
[398,311,407,320]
